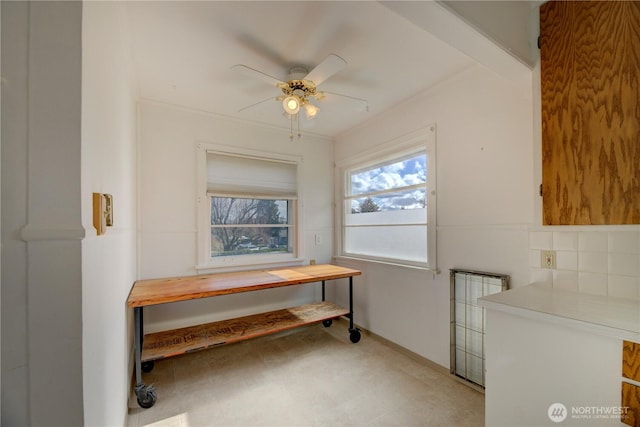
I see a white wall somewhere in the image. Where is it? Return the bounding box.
[441,0,540,67]
[0,2,29,425]
[334,63,534,368]
[81,2,139,425]
[1,3,30,424]
[1,2,84,425]
[138,102,335,333]
[2,3,139,425]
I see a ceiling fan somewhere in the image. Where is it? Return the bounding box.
[232,53,368,139]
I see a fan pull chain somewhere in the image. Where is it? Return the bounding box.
[289,114,294,141]
[289,114,301,141]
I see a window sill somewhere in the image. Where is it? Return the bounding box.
[334,255,440,274]
[195,258,307,274]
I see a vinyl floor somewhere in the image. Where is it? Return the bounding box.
[127,320,484,427]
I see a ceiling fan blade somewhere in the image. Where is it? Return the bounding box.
[305,54,347,86]
[238,96,276,113]
[231,64,284,88]
[324,91,369,112]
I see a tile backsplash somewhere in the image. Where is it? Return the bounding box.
[529,229,640,300]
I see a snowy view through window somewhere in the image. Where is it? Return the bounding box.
[345,151,428,264]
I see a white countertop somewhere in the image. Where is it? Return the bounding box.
[479,283,640,342]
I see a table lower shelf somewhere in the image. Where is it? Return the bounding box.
[141,301,349,362]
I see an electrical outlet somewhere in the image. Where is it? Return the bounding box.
[541,250,556,269]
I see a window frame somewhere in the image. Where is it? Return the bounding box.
[196,142,304,272]
[335,125,437,272]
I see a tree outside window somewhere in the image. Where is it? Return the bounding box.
[210,197,291,257]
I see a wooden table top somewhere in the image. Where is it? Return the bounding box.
[127,264,361,308]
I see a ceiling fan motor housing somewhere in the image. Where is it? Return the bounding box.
[288,66,308,80]
[279,79,318,99]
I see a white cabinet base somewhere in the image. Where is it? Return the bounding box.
[484,309,622,426]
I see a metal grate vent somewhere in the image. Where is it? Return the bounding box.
[450,269,509,388]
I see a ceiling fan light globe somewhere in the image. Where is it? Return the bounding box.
[304,103,319,119]
[287,98,298,110]
[282,95,300,115]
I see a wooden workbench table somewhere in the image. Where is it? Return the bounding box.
[127,264,361,408]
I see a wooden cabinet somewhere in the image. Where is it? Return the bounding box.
[624,340,640,382]
[540,1,640,225]
[622,340,640,426]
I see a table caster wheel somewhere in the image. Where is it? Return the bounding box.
[349,329,361,343]
[135,384,157,409]
[142,361,155,373]
[322,319,333,327]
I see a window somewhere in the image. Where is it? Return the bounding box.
[339,126,436,270]
[209,196,293,258]
[197,145,301,270]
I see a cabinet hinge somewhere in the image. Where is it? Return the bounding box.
[539,184,543,197]
[537,35,541,49]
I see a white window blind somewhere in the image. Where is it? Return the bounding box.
[207,152,297,197]
[198,147,301,270]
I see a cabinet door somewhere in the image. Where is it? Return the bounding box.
[540,1,640,225]
[622,341,640,426]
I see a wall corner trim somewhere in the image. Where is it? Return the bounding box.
[20,224,86,241]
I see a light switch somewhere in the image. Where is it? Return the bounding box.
[541,250,556,269]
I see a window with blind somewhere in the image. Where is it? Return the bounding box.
[197,145,301,269]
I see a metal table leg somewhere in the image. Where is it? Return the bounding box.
[133,307,156,408]
[347,276,361,343]
[321,280,335,328]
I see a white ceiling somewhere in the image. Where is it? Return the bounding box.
[122,1,525,138]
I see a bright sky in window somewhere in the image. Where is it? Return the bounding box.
[350,153,427,211]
